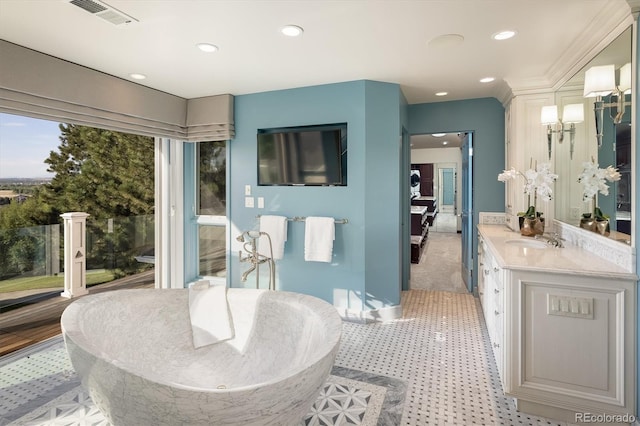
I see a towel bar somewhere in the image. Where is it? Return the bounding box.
[256,215,348,224]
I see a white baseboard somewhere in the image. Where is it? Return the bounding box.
[337,304,403,323]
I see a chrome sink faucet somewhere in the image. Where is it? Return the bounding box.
[534,232,564,248]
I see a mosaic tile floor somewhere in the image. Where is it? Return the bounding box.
[336,290,568,426]
[6,371,395,426]
[1,290,572,425]
[1,339,404,426]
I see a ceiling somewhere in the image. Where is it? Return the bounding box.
[0,0,631,105]
[411,132,465,150]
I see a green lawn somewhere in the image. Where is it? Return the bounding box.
[0,270,116,293]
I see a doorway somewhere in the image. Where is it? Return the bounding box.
[407,132,472,293]
[434,163,457,233]
[438,166,456,214]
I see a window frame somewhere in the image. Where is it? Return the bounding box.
[184,141,229,286]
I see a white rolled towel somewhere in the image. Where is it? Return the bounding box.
[188,280,234,348]
[304,216,335,263]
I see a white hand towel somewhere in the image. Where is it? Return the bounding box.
[259,215,288,260]
[304,216,335,263]
[188,280,234,348]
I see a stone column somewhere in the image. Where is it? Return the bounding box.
[60,212,90,299]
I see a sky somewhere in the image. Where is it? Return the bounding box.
[0,113,62,179]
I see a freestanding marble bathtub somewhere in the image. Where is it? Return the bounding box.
[61,288,342,426]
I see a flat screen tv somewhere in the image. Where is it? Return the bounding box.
[257,123,347,186]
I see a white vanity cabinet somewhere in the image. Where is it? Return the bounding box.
[478,234,505,378]
[505,269,636,421]
[477,224,637,423]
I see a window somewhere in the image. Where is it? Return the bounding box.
[195,141,226,278]
[198,141,226,216]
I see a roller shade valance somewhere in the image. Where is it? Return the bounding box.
[0,40,234,141]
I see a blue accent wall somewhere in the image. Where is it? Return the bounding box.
[230,80,404,314]
[363,81,403,309]
[408,98,505,290]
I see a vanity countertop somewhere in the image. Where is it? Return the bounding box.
[411,205,428,215]
[478,224,637,280]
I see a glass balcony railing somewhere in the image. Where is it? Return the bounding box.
[0,214,154,313]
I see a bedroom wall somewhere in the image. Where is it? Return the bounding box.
[412,147,463,217]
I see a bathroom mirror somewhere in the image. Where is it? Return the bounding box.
[553,26,633,245]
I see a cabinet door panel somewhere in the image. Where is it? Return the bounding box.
[523,284,610,391]
[508,272,635,413]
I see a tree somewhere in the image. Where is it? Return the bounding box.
[40,124,155,220]
[0,124,155,277]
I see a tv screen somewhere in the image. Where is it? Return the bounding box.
[257,123,347,186]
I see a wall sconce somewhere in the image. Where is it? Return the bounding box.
[583,63,630,148]
[540,103,584,160]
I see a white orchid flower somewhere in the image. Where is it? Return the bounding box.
[497,161,557,219]
[578,162,621,201]
[497,168,518,182]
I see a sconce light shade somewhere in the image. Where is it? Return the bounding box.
[619,62,631,94]
[583,64,616,97]
[540,105,558,125]
[562,104,584,123]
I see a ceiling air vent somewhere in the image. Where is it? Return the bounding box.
[69,0,137,25]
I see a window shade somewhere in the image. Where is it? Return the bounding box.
[0,40,234,141]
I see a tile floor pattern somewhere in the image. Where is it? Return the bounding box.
[0,290,572,425]
[7,375,387,426]
[336,291,567,426]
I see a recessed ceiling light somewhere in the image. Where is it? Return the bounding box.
[442,141,448,145]
[435,92,448,97]
[281,25,304,37]
[432,133,446,137]
[197,43,218,53]
[493,30,516,41]
[480,77,495,83]
[129,73,146,80]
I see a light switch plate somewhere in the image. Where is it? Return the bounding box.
[244,185,251,196]
[245,197,254,208]
[547,294,593,319]
[258,197,264,208]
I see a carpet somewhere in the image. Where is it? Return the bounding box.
[410,232,468,293]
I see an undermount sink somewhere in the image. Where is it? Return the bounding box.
[505,239,548,249]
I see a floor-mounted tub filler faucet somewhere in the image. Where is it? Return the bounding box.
[237,230,276,290]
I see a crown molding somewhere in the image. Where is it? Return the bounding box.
[627,0,640,15]
[494,79,514,107]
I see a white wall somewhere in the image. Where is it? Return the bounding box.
[411,147,462,217]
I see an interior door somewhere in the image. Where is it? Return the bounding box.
[460,133,473,291]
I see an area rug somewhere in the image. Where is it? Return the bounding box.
[1,336,406,426]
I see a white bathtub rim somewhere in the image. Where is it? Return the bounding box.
[61,288,343,394]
